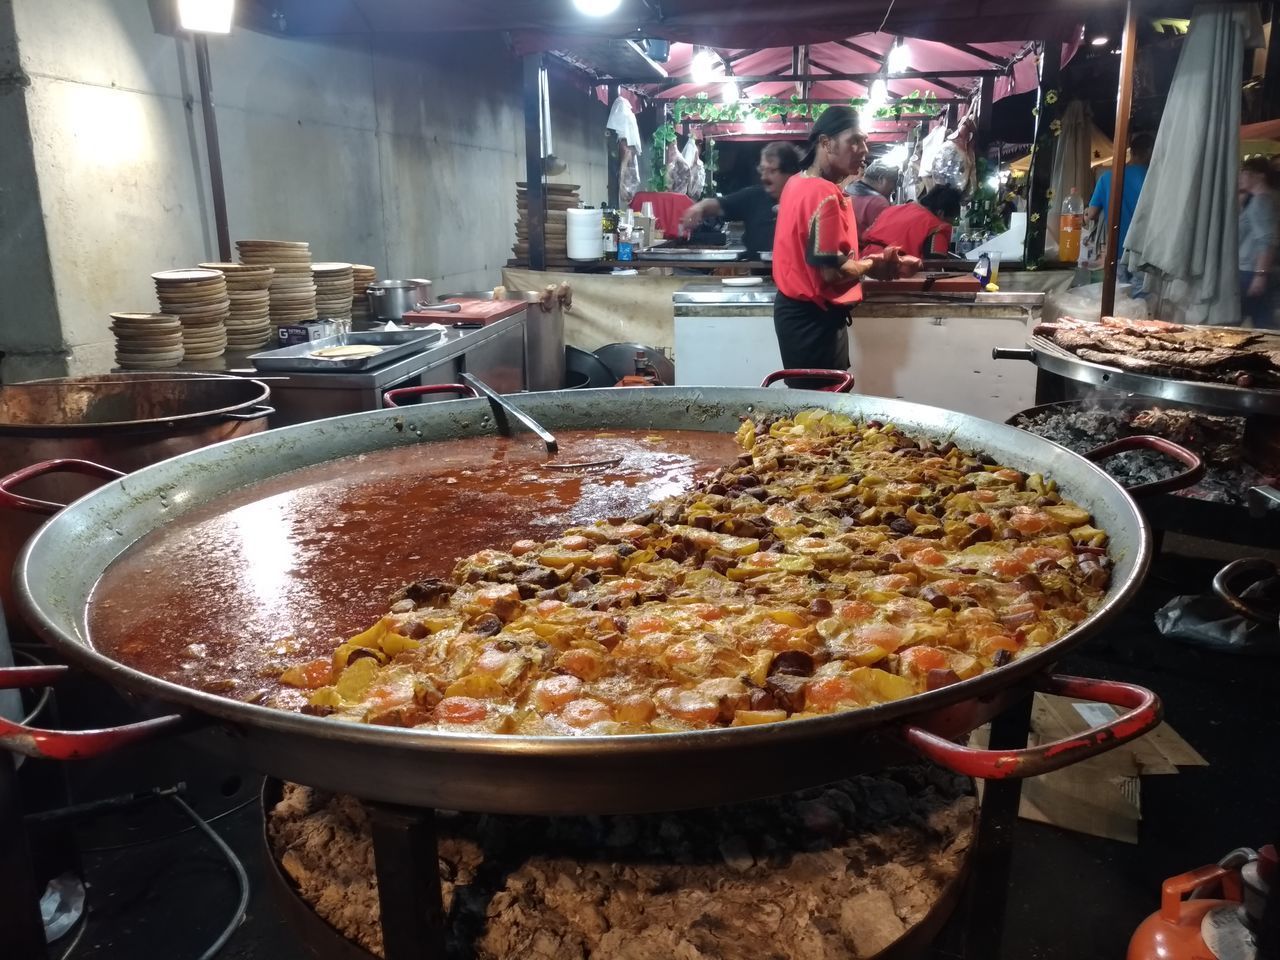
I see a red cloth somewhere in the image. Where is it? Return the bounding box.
[861,203,954,257]
[771,175,862,308]
[852,193,891,239]
[629,191,694,237]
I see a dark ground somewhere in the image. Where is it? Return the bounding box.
[12,543,1280,960]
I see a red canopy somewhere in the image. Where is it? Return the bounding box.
[643,36,1050,105]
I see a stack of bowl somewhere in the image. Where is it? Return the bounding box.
[312,262,354,321]
[109,312,184,368]
[199,262,274,351]
[350,264,377,329]
[152,268,229,361]
[235,240,315,330]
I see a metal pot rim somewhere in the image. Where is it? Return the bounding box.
[12,388,1152,796]
[0,374,272,436]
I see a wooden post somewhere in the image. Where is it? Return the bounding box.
[606,82,620,209]
[1101,0,1140,317]
[523,54,547,271]
[1024,41,1063,266]
[977,74,995,138]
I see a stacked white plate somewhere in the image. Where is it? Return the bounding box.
[152,268,229,360]
[312,262,354,320]
[110,312,184,368]
[236,239,316,328]
[350,264,377,329]
[200,262,274,350]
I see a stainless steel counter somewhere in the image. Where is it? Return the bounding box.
[176,309,529,426]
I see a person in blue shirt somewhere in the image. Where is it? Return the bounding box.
[1086,132,1154,287]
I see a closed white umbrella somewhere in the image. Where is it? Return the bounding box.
[1123,5,1257,326]
[1046,101,1095,259]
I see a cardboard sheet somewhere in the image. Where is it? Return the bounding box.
[973,693,1207,844]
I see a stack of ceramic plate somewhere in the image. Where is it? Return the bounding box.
[199,262,274,350]
[110,312,184,369]
[350,264,377,329]
[312,262,354,320]
[235,239,315,328]
[152,268,229,360]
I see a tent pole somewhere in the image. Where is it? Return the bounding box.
[1025,41,1062,265]
[1101,0,1140,316]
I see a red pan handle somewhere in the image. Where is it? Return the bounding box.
[0,459,125,516]
[1082,435,1205,498]
[383,383,478,408]
[760,369,856,393]
[900,673,1162,779]
[0,664,185,760]
[1212,557,1280,624]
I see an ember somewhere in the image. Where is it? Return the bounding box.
[1012,404,1268,505]
[269,766,976,959]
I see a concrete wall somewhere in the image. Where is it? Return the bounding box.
[0,1,608,379]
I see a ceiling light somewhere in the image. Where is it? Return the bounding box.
[1090,35,1110,46]
[887,40,910,75]
[745,115,765,134]
[868,78,889,110]
[572,0,623,14]
[721,80,739,102]
[177,0,235,33]
[691,48,720,84]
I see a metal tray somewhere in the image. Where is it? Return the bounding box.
[638,243,746,262]
[249,330,442,373]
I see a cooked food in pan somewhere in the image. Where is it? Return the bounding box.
[287,410,1113,734]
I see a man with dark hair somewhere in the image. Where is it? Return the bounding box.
[846,160,900,237]
[679,141,803,256]
[1086,131,1155,280]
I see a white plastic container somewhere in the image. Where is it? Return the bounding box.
[566,208,605,261]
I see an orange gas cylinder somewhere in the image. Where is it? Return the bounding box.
[1127,863,1250,960]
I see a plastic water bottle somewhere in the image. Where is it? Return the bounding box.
[1059,188,1084,264]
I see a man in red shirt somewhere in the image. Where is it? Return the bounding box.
[861,186,962,258]
[772,107,921,386]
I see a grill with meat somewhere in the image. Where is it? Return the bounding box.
[1035,315,1280,388]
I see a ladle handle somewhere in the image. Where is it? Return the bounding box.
[0,664,186,760]
[900,674,1162,779]
[0,458,125,516]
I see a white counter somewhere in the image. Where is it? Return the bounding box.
[673,284,1043,423]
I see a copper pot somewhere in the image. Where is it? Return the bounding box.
[0,373,272,624]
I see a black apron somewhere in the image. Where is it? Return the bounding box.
[772,291,851,389]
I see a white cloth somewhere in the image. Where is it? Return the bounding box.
[606,97,642,153]
[1123,5,1252,325]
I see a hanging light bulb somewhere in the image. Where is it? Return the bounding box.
[691,48,720,84]
[721,80,739,102]
[868,78,889,110]
[887,40,910,74]
[177,0,235,33]
[572,0,623,14]
[745,115,765,134]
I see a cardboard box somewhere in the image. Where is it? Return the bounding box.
[972,693,1207,843]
